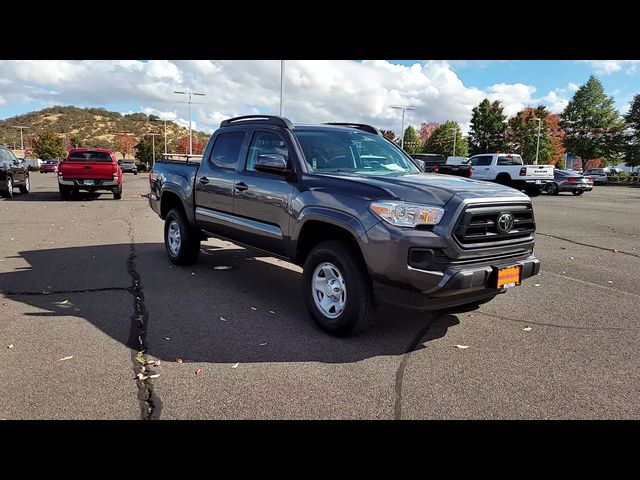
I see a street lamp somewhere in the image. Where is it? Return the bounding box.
[533,117,542,165]
[147,133,161,166]
[280,60,285,117]
[11,125,29,152]
[151,117,169,155]
[449,127,458,156]
[391,105,416,150]
[174,89,205,155]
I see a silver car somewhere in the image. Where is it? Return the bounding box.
[583,168,608,185]
[546,169,593,196]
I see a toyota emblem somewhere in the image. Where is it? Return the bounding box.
[496,213,515,233]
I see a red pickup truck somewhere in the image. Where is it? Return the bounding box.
[58,148,123,200]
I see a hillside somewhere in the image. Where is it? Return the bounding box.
[0,105,211,155]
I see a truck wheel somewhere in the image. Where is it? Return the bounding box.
[496,173,512,187]
[19,175,30,194]
[303,240,375,337]
[114,184,122,200]
[59,185,71,200]
[525,185,542,197]
[165,208,200,265]
[1,176,13,198]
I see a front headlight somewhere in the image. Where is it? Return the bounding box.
[370,201,444,227]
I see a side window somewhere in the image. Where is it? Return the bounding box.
[245,131,289,172]
[7,150,18,162]
[209,132,245,169]
[0,148,8,161]
[469,155,492,166]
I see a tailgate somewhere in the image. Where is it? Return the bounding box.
[60,161,114,179]
[525,165,554,179]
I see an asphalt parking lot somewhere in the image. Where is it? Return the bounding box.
[1,173,638,419]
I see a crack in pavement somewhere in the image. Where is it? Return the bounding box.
[539,270,640,299]
[3,287,130,296]
[537,232,640,259]
[124,218,162,420]
[394,313,441,420]
[478,311,639,331]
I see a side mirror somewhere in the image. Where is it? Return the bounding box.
[254,153,288,174]
[412,158,426,172]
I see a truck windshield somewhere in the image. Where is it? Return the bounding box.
[68,152,112,162]
[294,129,419,176]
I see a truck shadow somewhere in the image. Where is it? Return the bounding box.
[0,243,462,364]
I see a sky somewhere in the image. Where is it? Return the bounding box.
[0,60,638,137]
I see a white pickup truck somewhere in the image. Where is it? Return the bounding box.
[466,153,554,196]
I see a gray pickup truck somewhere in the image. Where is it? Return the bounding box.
[149,116,540,336]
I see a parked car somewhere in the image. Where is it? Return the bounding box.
[583,168,608,184]
[409,153,472,178]
[465,153,555,196]
[118,159,138,174]
[545,169,593,196]
[149,116,540,337]
[40,160,59,173]
[57,148,123,200]
[0,144,30,198]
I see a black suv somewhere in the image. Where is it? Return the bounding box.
[149,116,540,336]
[0,144,30,198]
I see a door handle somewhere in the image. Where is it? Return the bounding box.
[199,177,209,185]
[235,182,249,192]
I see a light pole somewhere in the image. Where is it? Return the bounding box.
[280,60,285,117]
[174,89,205,155]
[391,105,416,150]
[147,133,160,166]
[151,117,169,154]
[449,127,458,156]
[533,117,542,165]
[11,126,29,152]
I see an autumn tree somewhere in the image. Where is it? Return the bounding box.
[469,99,508,155]
[176,135,205,155]
[418,122,439,146]
[560,75,625,171]
[114,133,136,160]
[506,106,555,165]
[380,130,397,142]
[402,126,420,153]
[423,121,467,157]
[546,113,566,168]
[32,130,66,159]
[623,94,640,169]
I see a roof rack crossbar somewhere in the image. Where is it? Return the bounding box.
[221,115,293,129]
[324,123,381,135]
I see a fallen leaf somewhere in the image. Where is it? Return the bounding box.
[58,355,74,361]
[454,345,470,349]
[134,352,146,365]
[251,306,257,311]
[570,257,574,260]
[562,271,566,274]
[163,337,171,341]
[191,272,196,276]
[269,310,276,314]
[219,316,227,322]
[214,266,233,270]
[232,363,239,369]
[534,284,541,287]
[7,344,14,349]
[149,374,160,379]
[613,249,618,253]
[522,327,532,332]
[195,368,203,377]
[136,373,149,381]
[176,358,183,364]
[259,341,268,346]
[607,281,614,284]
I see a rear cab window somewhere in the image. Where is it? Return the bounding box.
[68,151,112,162]
[497,155,523,166]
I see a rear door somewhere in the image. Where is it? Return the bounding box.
[194,129,248,238]
[62,151,114,179]
[233,128,295,256]
[468,155,493,179]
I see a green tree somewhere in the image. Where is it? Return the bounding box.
[623,94,640,169]
[560,75,625,171]
[32,131,66,159]
[403,125,420,153]
[507,106,555,164]
[134,137,165,165]
[423,121,468,157]
[469,99,508,155]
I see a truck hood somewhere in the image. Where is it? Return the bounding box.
[318,172,528,206]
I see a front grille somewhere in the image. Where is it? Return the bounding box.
[453,203,535,249]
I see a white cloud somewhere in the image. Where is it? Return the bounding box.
[582,60,640,75]
[0,94,6,106]
[0,60,599,137]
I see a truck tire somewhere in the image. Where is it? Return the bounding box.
[1,175,13,198]
[572,190,584,196]
[114,184,122,200]
[165,207,200,265]
[496,173,512,187]
[19,174,30,194]
[525,185,542,197]
[303,240,375,336]
[59,184,71,200]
